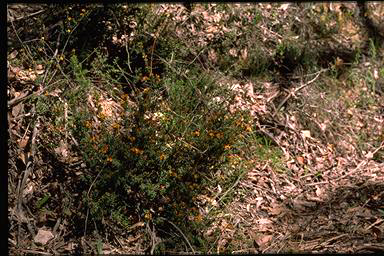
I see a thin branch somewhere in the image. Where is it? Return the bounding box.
[157,217,195,254]
[7,9,46,24]
[273,69,324,117]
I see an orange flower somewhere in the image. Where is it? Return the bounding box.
[101,144,109,154]
[192,129,200,137]
[224,144,231,150]
[215,132,224,139]
[159,153,166,161]
[107,156,113,162]
[130,147,144,155]
[194,214,203,222]
[112,123,120,130]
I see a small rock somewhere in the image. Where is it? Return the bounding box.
[34,229,54,245]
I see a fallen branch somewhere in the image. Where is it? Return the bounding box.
[157,217,195,254]
[273,69,324,117]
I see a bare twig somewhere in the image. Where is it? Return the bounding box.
[157,217,195,254]
[333,160,367,181]
[84,168,104,236]
[8,77,59,108]
[8,9,46,23]
[273,69,324,117]
[332,141,383,182]
[207,172,244,214]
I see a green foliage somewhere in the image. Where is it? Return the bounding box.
[69,39,248,241]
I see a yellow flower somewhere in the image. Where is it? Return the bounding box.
[141,76,149,82]
[98,112,106,120]
[121,93,129,101]
[224,144,231,150]
[59,55,64,61]
[244,124,252,132]
[208,131,215,137]
[194,214,203,222]
[67,17,72,21]
[41,36,45,40]
[168,170,177,177]
[127,135,136,142]
[144,212,152,220]
[85,120,92,128]
[67,29,71,33]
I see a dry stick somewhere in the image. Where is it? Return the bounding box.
[333,141,384,182]
[273,69,324,117]
[17,115,39,241]
[7,9,46,23]
[20,249,52,255]
[207,172,244,214]
[157,217,195,254]
[9,11,34,61]
[8,77,59,108]
[84,168,104,237]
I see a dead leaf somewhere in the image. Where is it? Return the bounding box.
[256,218,272,225]
[208,49,217,63]
[29,73,37,81]
[301,130,311,139]
[279,3,290,11]
[365,151,374,159]
[296,156,305,165]
[36,69,45,75]
[315,186,326,198]
[34,229,54,245]
[254,234,273,250]
[12,103,23,118]
[55,140,69,158]
[47,88,62,97]
[19,137,29,148]
[18,152,27,165]
[229,48,237,57]
[9,50,19,60]
[269,203,284,216]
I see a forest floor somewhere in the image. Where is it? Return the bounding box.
[8,3,384,254]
